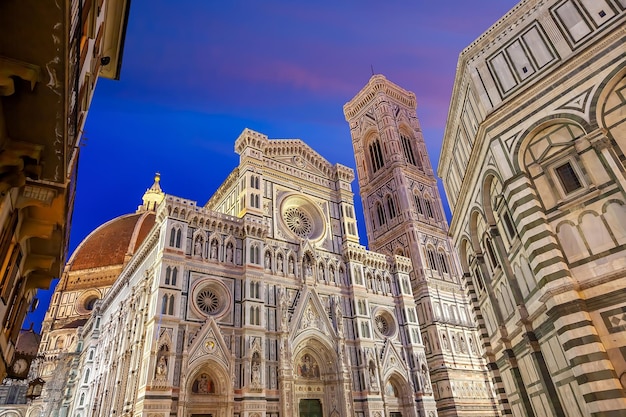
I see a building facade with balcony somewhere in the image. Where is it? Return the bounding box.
[0,0,131,380]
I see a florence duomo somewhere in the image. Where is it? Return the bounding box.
[21,74,495,417]
[0,1,625,417]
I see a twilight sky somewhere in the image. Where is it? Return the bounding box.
[28,0,520,329]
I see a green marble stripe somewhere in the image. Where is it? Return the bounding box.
[569,352,609,366]
[576,368,616,385]
[556,319,594,336]
[563,334,602,351]
[583,388,625,402]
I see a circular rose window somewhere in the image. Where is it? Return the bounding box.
[280,195,325,241]
[375,315,389,334]
[196,289,220,314]
[192,279,230,317]
[283,207,313,238]
[374,310,396,338]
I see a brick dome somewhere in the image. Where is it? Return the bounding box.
[68,211,156,271]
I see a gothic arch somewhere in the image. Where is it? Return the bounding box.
[184,360,233,415]
[514,117,589,173]
[382,372,414,415]
[481,171,505,226]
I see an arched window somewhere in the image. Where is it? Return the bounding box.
[414,194,424,215]
[437,252,449,274]
[376,202,386,226]
[168,295,175,315]
[361,322,370,338]
[473,266,485,292]
[165,266,171,285]
[401,134,417,166]
[426,249,437,271]
[79,392,85,406]
[161,295,168,314]
[169,227,176,246]
[369,138,385,173]
[251,306,260,325]
[175,229,182,248]
[386,195,397,218]
[83,368,90,384]
[502,210,517,239]
[250,281,260,298]
[424,198,435,219]
[255,176,260,189]
[250,176,255,188]
[171,267,178,286]
[484,237,499,270]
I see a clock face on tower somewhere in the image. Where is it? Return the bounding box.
[12,358,28,376]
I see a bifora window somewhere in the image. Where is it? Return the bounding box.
[555,161,583,194]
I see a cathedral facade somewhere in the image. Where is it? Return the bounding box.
[439,1,626,416]
[26,121,450,417]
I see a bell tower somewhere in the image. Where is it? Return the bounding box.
[344,75,499,417]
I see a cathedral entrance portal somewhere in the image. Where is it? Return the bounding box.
[299,399,323,417]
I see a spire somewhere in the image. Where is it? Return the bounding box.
[139,172,165,212]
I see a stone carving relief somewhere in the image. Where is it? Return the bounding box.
[301,305,320,330]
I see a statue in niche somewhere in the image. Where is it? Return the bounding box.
[192,373,215,393]
[333,296,343,333]
[301,306,318,329]
[265,252,271,269]
[421,366,431,392]
[297,353,320,378]
[155,356,167,377]
[194,238,203,257]
[279,288,290,330]
[210,240,218,259]
[369,363,378,389]
[251,362,261,387]
[226,243,234,263]
[277,254,283,272]
[305,259,312,276]
[288,257,294,274]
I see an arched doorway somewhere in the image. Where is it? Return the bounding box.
[184,361,232,417]
[291,336,345,417]
[383,373,414,417]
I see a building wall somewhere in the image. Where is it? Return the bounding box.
[0,0,130,380]
[28,130,438,417]
[439,1,626,416]
[344,75,500,417]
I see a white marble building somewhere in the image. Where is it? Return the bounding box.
[26,125,442,417]
[439,0,626,416]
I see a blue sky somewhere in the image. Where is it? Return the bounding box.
[26,0,520,329]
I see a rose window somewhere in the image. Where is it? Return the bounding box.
[283,207,313,238]
[375,315,389,334]
[374,310,396,337]
[196,289,220,314]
